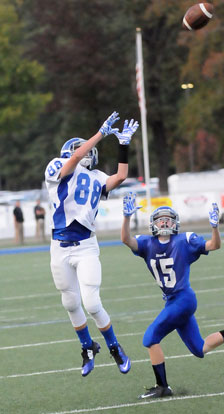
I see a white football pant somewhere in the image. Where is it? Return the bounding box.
[50,236,110,329]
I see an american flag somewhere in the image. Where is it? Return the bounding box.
[136,61,142,110]
[136,28,146,114]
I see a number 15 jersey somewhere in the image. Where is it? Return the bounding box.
[45,157,109,232]
[133,232,208,297]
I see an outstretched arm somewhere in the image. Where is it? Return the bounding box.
[60,112,120,179]
[106,119,139,191]
[121,193,140,251]
[205,203,221,251]
[122,216,138,251]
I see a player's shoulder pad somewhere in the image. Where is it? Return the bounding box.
[186,231,198,243]
[135,234,150,242]
[99,169,110,181]
[90,168,98,175]
[45,157,64,179]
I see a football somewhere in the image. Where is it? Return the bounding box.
[182,3,214,31]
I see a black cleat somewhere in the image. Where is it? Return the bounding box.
[138,385,173,399]
[81,341,101,377]
[110,343,131,374]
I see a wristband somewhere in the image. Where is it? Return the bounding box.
[118,144,129,163]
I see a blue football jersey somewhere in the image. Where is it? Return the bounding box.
[134,232,208,296]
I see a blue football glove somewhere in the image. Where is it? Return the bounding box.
[209,203,219,228]
[99,111,120,137]
[123,192,142,217]
[114,119,139,145]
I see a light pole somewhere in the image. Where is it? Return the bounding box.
[181,83,195,171]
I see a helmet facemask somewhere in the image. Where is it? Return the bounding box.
[79,147,98,169]
[149,207,180,236]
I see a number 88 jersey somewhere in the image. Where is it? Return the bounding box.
[45,157,109,231]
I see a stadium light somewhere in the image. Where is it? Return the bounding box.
[181,83,194,89]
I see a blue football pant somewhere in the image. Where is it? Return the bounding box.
[143,288,204,358]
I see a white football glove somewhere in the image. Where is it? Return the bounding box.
[114,119,139,145]
[99,111,120,137]
[123,192,142,217]
[209,203,219,228]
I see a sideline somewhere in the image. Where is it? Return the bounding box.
[0,240,122,255]
[1,233,223,255]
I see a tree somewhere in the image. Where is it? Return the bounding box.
[125,0,192,192]
[21,0,191,192]
[174,129,219,172]
[177,0,224,171]
[2,0,224,191]
[0,0,52,189]
[21,0,140,179]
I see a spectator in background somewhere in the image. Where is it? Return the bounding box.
[13,201,24,244]
[34,199,46,241]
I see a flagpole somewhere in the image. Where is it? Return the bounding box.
[136,27,151,213]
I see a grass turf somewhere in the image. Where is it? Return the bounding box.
[0,241,224,414]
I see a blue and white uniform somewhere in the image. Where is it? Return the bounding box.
[133,232,209,358]
[45,157,111,329]
[45,157,108,236]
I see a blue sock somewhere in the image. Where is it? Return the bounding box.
[152,362,168,387]
[100,325,118,349]
[76,326,92,349]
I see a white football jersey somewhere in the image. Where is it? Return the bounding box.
[45,157,109,231]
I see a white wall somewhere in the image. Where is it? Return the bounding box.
[0,202,52,240]
[1,190,223,240]
[0,198,148,240]
[168,169,224,194]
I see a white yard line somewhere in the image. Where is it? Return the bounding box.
[1,317,221,351]
[41,391,224,414]
[0,331,142,350]
[1,284,224,303]
[0,302,223,328]
[0,350,224,380]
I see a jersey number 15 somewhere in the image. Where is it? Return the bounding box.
[150,258,176,288]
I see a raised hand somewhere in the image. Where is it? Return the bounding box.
[209,203,219,228]
[114,119,139,145]
[99,111,120,137]
[123,192,142,217]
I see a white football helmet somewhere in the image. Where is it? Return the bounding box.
[60,137,98,169]
[149,206,180,236]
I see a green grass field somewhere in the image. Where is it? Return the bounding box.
[1,240,224,414]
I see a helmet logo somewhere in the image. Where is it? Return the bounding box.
[60,138,98,169]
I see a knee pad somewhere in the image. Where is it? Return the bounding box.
[82,292,110,327]
[143,324,160,348]
[61,290,81,312]
[192,350,204,359]
[143,330,154,348]
[89,307,110,329]
[187,343,204,358]
[84,300,102,315]
[82,287,102,315]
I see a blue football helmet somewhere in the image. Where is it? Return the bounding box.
[60,137,98,169]
[149,206,180,236]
